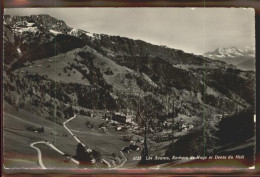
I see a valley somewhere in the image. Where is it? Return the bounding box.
[2,14,256,170]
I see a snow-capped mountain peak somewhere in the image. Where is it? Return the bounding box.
[205,46,255,59]
[69,28,80,35]
[69,28,95,38]
[204,46,255,71]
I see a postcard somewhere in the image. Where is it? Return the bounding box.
[2,8,256,173]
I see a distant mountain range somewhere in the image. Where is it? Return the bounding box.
[204,47,255,71]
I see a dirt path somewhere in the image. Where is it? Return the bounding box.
[29,114,125,169]
[30,140,80,169]
[30,141,47,169]
[63,114,112,167]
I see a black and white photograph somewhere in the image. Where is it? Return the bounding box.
[2,8,256,171]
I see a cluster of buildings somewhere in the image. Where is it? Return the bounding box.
[104,109,136,124]
[154,117,194,142]
[175,118,193,132]
[213,113,229,122]
[159,118,193,132]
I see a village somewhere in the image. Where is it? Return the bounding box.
[89,108,196,154]
[18,104,231,168]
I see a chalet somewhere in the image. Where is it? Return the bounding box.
[180,123,194,131]
[121,144,140,153]
[213,114,223,122]
[104,112,113,120]
[115,126,127,131]
[181,124,187,131]
[133,126,139,130]
[131,121,138,126]
[188,124,194,129]
[137,138,144,144]
[163,120,172,128]
[122,146,131,153]
[113,112,133,123]
[122,135,133,142]
[110,120,119,125]
[129,144,140,151]
[99,127,107,131]
[104,109,136,124]
[154,135,171,142]
[153,132,172,142]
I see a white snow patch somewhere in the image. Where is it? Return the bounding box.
[85,32,94,38]
[17,48,21,55]
[69,28,79,35]
[14,27,38,34]
[49,29,61,35]
[25,21,35,27]
[94,34,101,39]
[206,47,255,59]
[69,28,95,38]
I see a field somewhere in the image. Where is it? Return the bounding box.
[3,103,78,168]
[3,103,143,170]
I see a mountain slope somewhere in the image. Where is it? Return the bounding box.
[237,58,255,71]
[3,14,255,123]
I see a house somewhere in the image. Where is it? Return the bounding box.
[213,114,224,122]
[113,112,133,123]
[137,138,144,144]
[115,126,127,131]
[133,126,139,130]
[104,109,136,124]
[122,135,133,142]
[129,144,140,151]
[110,120,119,125]
[181,124,187,130]
[213,113,229,122]
[104,112,113,120]
[121,146,131,153]
[99,127,107,131]
[188,124,194,129]
[122,144,140,153]
[153,132,171,142]
[154,135,171,142]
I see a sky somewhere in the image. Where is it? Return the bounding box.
[4,8,255,55]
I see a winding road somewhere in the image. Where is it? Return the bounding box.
[63,115,111,167]
[62,115,127,168]
[113,150,127,169]
[30,114,128,169]
[30,141,47,169]
[63,115,91,152]
[30,140,80,169]
[29,114,83,169]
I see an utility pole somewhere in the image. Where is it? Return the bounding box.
[171,101,175,160]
